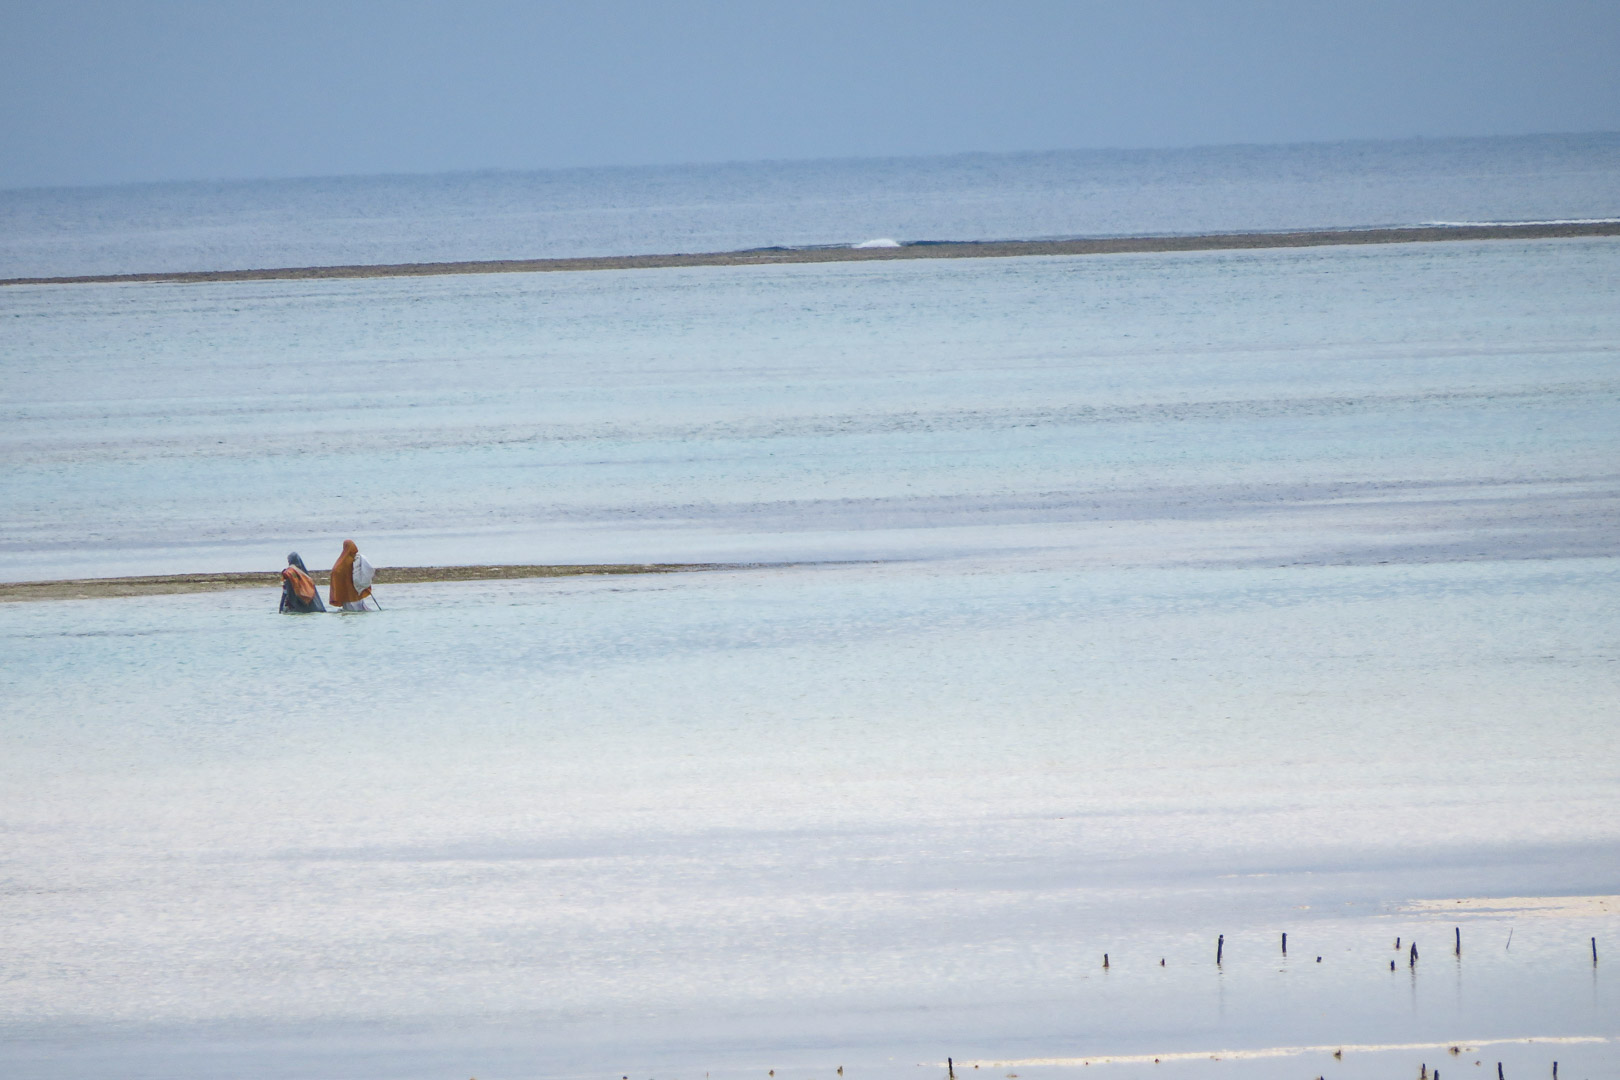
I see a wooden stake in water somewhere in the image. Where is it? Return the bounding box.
[1102,953,1109,969]
[1455,926,1461,956]
[1593,937,1599,964]
[1410,942,1418,968]
[948,1057,955,1079]
[1217,934,1224,965]
[1281,932,1287,955]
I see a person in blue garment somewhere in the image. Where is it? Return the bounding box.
[278,552,325,613]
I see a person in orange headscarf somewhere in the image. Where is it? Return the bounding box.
[329,539,375,611]
[279,552,325,613]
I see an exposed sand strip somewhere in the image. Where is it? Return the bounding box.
[5,221,1617,287]
[949,1035,1609,1069]
[1399,895,1620,918]
[0,563,744,603]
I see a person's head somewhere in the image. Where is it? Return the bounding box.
[342,539,358,557]
[287,552,304,570]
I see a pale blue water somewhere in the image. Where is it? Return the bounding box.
[4,238,1618,580]
[1,146,1618,1079]
[3,133,1619,278]
[2,562,1616,1079]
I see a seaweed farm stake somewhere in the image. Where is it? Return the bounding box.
[1217,934,1224,965]
[1102,953,1109,969]
[1593,937,1598,963]
[1455,926,1461,956]
[1409,942,1418,968]
[1281,932,1287,955]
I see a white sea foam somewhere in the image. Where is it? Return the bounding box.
[852,236,902,248]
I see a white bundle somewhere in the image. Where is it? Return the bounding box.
[352,553,375,592]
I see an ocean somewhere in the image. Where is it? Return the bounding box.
[1,137,1617,1079]
[4,133,1620,278]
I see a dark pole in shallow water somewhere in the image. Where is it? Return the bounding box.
[1281,932,1287,955]
[1456,926,1461,956]
[1593,937,1598,963]
[1217,934,1224,965]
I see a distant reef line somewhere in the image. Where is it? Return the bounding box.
[0,563,747,603]
[5,221,1619,287]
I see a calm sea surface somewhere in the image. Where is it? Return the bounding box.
[1,141,1617,1079]
[3,133,1620,278]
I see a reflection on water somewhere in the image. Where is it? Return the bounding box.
[1,558,1615,1078]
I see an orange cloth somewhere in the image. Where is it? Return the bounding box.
[281,564,317,604]
[329,539,371,606]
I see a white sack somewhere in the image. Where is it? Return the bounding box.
[352,553,375,592]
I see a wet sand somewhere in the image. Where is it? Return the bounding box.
[0,563,741,603]
[4,221,1617,287]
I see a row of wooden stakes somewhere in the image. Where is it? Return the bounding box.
[1094,930,1599,969]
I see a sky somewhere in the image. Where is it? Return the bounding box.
[2,0,1619,190]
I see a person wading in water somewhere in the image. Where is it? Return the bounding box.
[329,539,377,611]
[279,552,326,613]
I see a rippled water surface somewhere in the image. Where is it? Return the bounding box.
[1,229,1618,1078]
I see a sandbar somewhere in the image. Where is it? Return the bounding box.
[1398,895,1620,919]
[4,221,1617,287]
[0,563,741,603]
